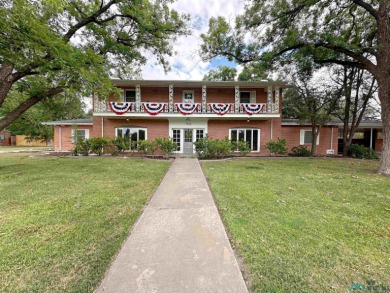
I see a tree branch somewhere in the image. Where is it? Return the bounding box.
[351,0,378,20]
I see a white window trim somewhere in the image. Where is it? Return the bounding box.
[0,134,4,140]
[123,89,136,102]
[71,129,89,144]
[300,129,319,145]
[239,91,256,104]
[229,128,260,152]
[182,90,195,103]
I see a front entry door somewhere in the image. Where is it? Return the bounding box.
[183,129,193,154]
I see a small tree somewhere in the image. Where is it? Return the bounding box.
[138,140,158,156]
[155,138,178,158]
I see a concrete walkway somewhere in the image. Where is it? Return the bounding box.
[96,158,248,293]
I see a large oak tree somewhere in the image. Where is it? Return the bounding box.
[200,1,390,174]
[0,0,188,130]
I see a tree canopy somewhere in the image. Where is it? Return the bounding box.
[200,1,390,174]
[0,0,189,130]
[202,65,237,81]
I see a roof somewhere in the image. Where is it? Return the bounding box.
[42,118,93,126]
[281,119,339,126]
[334,120,383,128]
[111,79,291,89]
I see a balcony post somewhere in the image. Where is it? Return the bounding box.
[136,84,141,112]
[169,84,174,112]
[275,86,280,113]
[267,86,273,113]
[202,85,207,113]
[235,85,240,113]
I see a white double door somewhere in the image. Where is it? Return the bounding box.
[172,128,205,154]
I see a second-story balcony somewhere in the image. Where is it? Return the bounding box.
[94,100,280,118]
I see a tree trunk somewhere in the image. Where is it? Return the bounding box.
[311,124,318,156]
[378,82,390,174]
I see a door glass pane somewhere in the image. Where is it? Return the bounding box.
[240,92,250,103]
[173,129,181,151]
[125,90,136,102]
[246,129,252,149]
[184,129,193,142]
[252,130,258,151]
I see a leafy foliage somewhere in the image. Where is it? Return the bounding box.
[265,138,288,156]
[290,146,312,157]
[232,140,251,156]
[111,136,131,153]
[194,137,232,159]
[203,65,237,81]
[89,137,110,156]
[0,0,189,129]
[349,144,379,160]
[138,140,158,155]
[155,138,178,158]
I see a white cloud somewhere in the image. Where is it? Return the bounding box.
[141,0,244,80]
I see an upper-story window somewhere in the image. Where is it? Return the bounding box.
[124,90,136,102]
[240,91,256,104]
[183,90,194,103]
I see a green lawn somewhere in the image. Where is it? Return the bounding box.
[202,158,390,293]
[0,154,170,292]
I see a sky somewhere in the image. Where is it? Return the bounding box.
[141,0,245,80]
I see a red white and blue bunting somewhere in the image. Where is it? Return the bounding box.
[209,103,231,115]
[175,103,198,115]
[109,102,133,115]
[142,103,166,115]
[242,104,265,115]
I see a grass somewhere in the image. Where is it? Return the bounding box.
[0,154,170,292]
[201,158,390,293]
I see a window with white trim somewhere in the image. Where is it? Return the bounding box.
[230,128,260,151]
[72,129,89,143]
[0,134,4,140]
[182,90,194,103]
[124,90,136,102]
[116,127,147,149]
[239,91,256,104]
[300,130,319,145]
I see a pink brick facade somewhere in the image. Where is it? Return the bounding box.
[50,80,339,155]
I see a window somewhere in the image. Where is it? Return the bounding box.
[239,91,256,104]
[124,90,136,102]
[72,129,89,143]
[195,129,204,142]
[172,129,181,151]
[239,92,250,103]
[0,134,4,140]
[182,91,194,103]
[116,127,146,149]
[230,128,260,152]
[300,130,319,145]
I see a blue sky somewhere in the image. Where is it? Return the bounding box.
[141,0,244,80]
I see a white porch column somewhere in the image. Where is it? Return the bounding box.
[169,84,174,113]
[135,84,141,112]
[370,128,373,149]
[235,85,240,113]
[202,85,207,113]
[275,86,280,113]
[267,86,273,113]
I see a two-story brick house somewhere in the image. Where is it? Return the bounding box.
[44,79,339,155]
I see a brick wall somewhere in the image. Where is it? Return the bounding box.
[0,130,12,146]
[53,125,93,152]
[281,125,339,155]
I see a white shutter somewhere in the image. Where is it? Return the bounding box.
[250,91,256,103]
[300,129,305,145]
[316,133,320,145]
[85,129,90,139]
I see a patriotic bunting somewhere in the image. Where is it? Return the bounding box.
[175,103,198,115]
[242,104,265,115]
[210,103,231,115]
[142,103,166,115]
[109,102,132,115]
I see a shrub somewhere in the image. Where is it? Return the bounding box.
[349,144,378,159]
[89,137,110,156]
[71,139,91,156]
[111,136,131,153]
[138,140,158,155]
[194,137,232,159]
[155,137,178,157]
[234,140,251,156]
[265,138,288,156]
[290,146,312,157]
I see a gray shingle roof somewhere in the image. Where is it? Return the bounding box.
[42,118,93,126]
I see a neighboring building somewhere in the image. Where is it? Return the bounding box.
[44,80,338,155]
[0,130,13,146]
